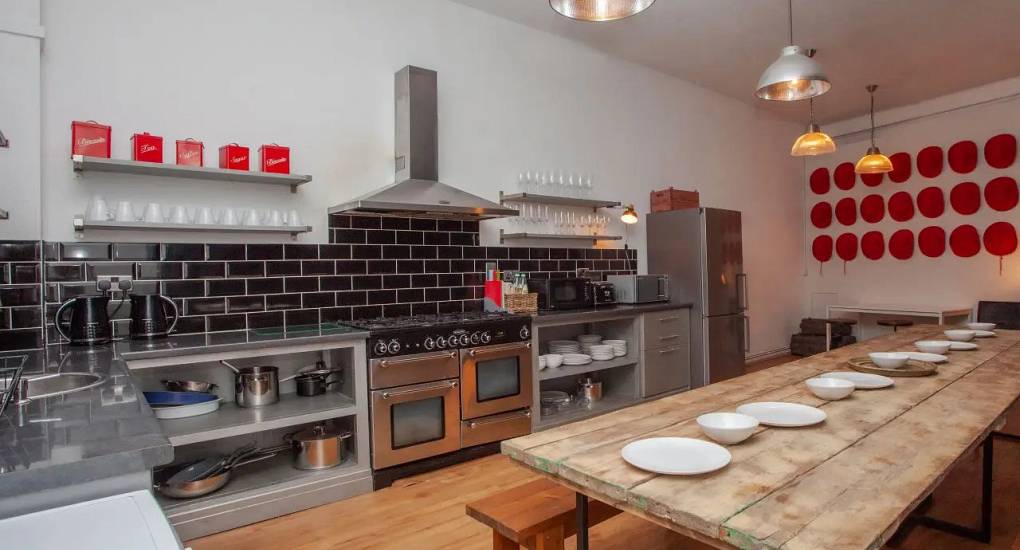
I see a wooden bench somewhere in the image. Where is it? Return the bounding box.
[466,478,620,549]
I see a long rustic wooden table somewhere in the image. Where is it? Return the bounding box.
[503,326,1020,549]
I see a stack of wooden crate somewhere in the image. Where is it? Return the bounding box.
[650,187,699,212]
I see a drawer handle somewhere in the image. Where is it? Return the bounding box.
[658,348,681,355]
[468,410,531,429]
[380,351,456,367]
[658,316,681,322]
[658,334,680,341]
[382,380,457,399]
[468,342,530,357]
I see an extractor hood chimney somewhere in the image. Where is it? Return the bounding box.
[329,66,517,220]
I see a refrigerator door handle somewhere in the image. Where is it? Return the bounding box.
[737,273,749,311]
[743,315,751,352]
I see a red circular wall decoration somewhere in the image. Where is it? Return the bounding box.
[918,226,946,258]
[860,173,883,187]
[833,162,856,190]
[810,167,831,195]
[916,186,945,218]
[948,140,978,174]
[984,176,1018,212]
[983,221,1017,256]
[917,146,944,178]
[836,233,858,262]
[950,225,981,257]
[835,197,857,226]
[889,152,912,183]
[810,202,833,228]
[860,194,885,223]
[950,182,981,215]
[861,231,885,260]
[889,229,915,260]
[812,235,833,262]
[984,133,1017,169]
[888,191,915,222]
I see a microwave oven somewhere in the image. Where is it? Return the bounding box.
[527,277,594,310]
[605,274,669,304]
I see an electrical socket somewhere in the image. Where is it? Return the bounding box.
[96,275,133,296]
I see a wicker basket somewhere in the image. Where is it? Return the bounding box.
[503,293,538,315]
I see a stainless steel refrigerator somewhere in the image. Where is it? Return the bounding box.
[648,208,748,387]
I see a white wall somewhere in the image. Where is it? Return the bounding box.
[27,0,803,354]
[803,78,1020,315]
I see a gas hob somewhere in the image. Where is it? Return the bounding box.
[341,311,532,358]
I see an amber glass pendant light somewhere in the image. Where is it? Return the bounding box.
[855,84,893,174]
[791,97,836,156]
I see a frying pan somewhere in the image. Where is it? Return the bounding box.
[156,445,288,499]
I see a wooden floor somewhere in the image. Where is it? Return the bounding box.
[190,355,1020,550]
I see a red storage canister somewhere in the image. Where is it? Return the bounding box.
[131,132,163,163]
[71,120,112,158]
[176,138,204,166]
[219,143,250,171]
[259,143,290,174]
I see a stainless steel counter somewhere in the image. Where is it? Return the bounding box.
[530,302,693,326]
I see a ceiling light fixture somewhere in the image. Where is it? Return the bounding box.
[855,84,894,174]
[756,0,830,101]
[791,97,836,156]
[549,0,655,22]
[620,204,639,224]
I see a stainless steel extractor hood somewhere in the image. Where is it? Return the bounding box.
[329,66,517,220]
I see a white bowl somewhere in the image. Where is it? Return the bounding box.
[914,340,952,354]
[805,377,855,400]
[944,329,976,342]
[868,352,909,369]
[696,412,759,444]
[544,354,563,368]
[967,322,996,331]
[538,355,547,370]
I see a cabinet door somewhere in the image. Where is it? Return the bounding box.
[642,342,691,397]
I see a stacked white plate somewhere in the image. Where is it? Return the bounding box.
[602,339,627,357]
[549,340,581,354]
[577,334,602,355]
[562,353,593,366]
[588,344,615,361]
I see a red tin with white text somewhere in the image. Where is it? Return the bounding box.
[131,132,163,163]
[176,138,204,166]
[218,143,250,171]
[259,143,290,174]
[71,120,111,158]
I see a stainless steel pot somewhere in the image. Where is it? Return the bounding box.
[295,369,340,397]
[220,361,279,407]
[286,424,352,470]
[578,376,603,403]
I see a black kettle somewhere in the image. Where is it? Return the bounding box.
[55,295,114,346]
[129,294,179,340]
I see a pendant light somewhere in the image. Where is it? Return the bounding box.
[620,204,639,224]
[756,0,830,101]
[855,84,894,174]
[549,0,655,22]
[791,97,836,156]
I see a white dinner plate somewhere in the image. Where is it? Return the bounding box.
[736,402,827,427]
[621,437,731,475]
[902,352,948,364]
[973,330,996,338]
[152,397,221,419]
[949,342,978,351]
[821,371,895,389]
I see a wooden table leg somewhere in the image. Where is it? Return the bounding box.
[493,530,519,550]
[534,524,565,550]
[576,492,589,550]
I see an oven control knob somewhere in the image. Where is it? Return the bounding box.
[424,336,436,350]
[461,334,471,346]
[519,326,530,340]
[469,332,480,345]
[480,331,491,344]
[436,335,447,348]
[387,339,401,354]
[374,340,389,355]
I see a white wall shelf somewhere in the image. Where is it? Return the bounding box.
[72,155,312,193]
[499,191,621,209]
[499,229,622,244]
[73,216,312,237]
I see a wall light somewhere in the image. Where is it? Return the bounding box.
[620,204,639,224]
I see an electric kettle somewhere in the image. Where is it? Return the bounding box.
[54,295,113,346]
[129,294,179,339]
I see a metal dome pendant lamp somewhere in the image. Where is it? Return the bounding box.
[791,96,836,156]
[855,84,894,174]
[756,0,831,101]
[549,0,655,22]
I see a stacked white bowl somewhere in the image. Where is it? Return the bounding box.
[602,339,627,357]
[588,344,615,361]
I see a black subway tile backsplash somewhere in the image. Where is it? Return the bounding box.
[0,215,637,352]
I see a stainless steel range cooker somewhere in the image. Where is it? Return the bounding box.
[342,312,533,476]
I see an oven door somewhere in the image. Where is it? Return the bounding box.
[371,379,461,470]
[460,341,533,420]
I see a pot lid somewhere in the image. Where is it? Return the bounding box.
[295,369,333,380]
[291,424,343,442]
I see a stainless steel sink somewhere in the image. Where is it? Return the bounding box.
[17,372,106,402]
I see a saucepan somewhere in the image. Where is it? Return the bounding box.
[295,368,343,397]
[285,424,352,470]
[220,360,304,408]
